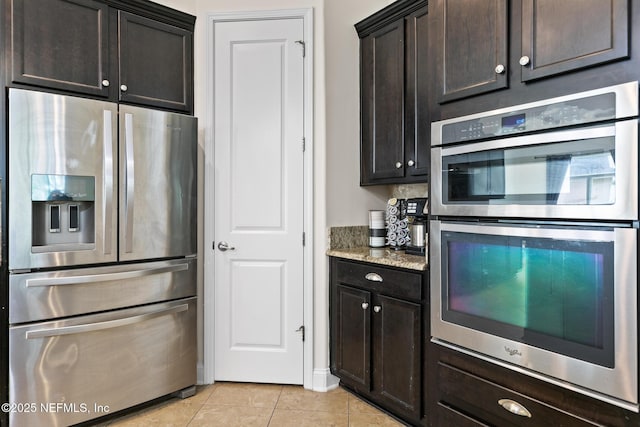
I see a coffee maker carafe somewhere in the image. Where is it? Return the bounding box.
[406,198,428,255]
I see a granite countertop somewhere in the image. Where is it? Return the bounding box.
[327,246,428,271]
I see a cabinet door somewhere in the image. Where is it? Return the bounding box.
[360,19,405,183]
[119,11,193,112]
[520,0,629,81]
[10,0,110,97]
[373,294,421,416]
[432,0,508,103]
[333,284,371,390]
[405,6,430,178]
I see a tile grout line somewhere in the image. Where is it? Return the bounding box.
[266,385,283,426]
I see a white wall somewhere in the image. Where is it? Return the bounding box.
[153,0,394,386]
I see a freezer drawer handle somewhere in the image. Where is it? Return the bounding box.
[25,303,189,339]
[25,263,189,288]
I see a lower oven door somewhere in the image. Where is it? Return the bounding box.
[430,220,638,411]
[9,297,197,427]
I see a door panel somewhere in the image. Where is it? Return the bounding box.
[334,284,371,389]
[521,0,629,81]
[10,0,110,97]
[119,11,193,112]
[434,0,508,103]
[361,19,405,181]
[375,294,421,414]
[214,18,305,384]
[118,105,197,261]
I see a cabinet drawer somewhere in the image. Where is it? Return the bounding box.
[335,259,422,301]
[437,362,599,426]
[435,402,490,427]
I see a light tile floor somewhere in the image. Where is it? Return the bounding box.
[102,382,407,426]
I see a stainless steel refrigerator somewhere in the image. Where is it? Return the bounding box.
[7,88,197,427]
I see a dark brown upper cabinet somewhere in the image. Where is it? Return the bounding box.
[520,0,629,82]
[7,0,195,113]
[118,11,193,112]
[433,0,508,104]
[356,0,429,186]
[432,0,630,105]
[10,0,110,97]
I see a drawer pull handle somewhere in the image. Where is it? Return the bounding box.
[498,399,532,418]
[365,273,383,282]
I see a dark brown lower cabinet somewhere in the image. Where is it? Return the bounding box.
[430,345,640,427]
[330,257,427,425]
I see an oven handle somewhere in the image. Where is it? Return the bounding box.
[25,304,189,339]
[25,262,189,288]
[440,122,617,156]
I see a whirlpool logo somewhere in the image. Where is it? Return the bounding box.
[504,346,523,357]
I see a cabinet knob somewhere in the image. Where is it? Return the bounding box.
[102,79,110,87]
[361,302,369,310]
[120,84,128,92]
[494,64,505,74]
[395,162,402,169]
[498,399,532,418]
[407,160,415,167]
[519,56,531,66]
[373,306,381,313]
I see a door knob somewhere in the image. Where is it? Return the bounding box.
[361,302,369,310]
[373,306,381,313]
[217,241,235,251]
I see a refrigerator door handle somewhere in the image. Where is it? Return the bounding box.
[103,110,114,255]
[124,112,135,253]
[25,303,189,339]
[25,262,189,287]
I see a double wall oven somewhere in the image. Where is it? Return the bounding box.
[430,82,639,412]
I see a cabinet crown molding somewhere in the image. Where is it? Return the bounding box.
[355,0,427,37]
[104,0,195,30]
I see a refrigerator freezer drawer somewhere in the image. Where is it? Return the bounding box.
[9,258,196,324]
[9,297,197,427]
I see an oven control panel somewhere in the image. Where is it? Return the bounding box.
[441,93,615,144]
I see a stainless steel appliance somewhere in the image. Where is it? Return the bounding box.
[430,82,639,412]
[431,82,638,220]
[405,198,428,255]
[8,88,197,427]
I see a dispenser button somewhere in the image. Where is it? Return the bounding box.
[49,205,61,233]
[69,205,79,232]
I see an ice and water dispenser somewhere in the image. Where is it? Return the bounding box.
[31,174,96,252]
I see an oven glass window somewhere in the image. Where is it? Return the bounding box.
[441,230,614,367]
[443,137,615,205]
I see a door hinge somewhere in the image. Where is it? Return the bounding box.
[302,232,306,246]
[302,137,306,152]
[295,40,305,57]
[296,325,305,341]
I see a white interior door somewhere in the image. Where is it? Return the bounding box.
[213,18,305,384]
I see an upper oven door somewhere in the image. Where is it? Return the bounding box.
[431,120,638,221]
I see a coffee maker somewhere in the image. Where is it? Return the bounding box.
[405,197,428,255]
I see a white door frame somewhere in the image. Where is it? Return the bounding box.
[203,8,314,389]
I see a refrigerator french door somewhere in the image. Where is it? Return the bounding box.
[9,89,197,269]
[7,88,197,426]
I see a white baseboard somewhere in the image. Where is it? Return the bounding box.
[311,368,340,392]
